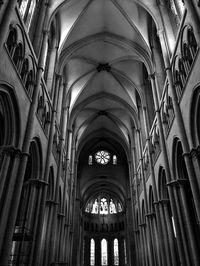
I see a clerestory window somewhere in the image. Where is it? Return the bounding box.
[18,0,36,30]
[85,195,123,214]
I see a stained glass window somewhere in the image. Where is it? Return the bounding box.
[124,239,127,265]
[88,155,93,165]
[114,239,119,265]
[118,203,122,212]
[101,239,108,265]
[19,0,36,30]
[85,196,123,214]
[100,198,108,214]
[95,151,110,165]
[91,199,99,214]
[90,239,95,266]
[109,199,116,214]
[113,155,117,165]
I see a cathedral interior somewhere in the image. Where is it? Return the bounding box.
[1,0,200,266]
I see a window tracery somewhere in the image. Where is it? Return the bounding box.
[95,150,110,165]
[88,151,117,165]
[86,195,123,214]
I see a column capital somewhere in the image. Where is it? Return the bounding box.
[164,66,171,73]
[0,145,27,158]
[148,72,156,81]
[139,223,146,228]
[42,29,49,35]
[159,199,170,205]
[166,180,179,187]
[29,178,49,187]
[157,0,167,6]
[188,146,200,158]
[145,212,155,219]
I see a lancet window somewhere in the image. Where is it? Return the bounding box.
[18,0,37,30]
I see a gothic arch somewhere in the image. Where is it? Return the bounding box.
[0,84,20,147]
[13,137,43,265]
[172,138,189,181]
[158,167,168,200]
[190,84,200,147]
[47,166,55,200]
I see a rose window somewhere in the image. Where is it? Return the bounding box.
[95,150,110,165]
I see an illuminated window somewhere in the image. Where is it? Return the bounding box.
[124,239,127,265]
[18,0,36,30]
[95,150,110,165]
[114,239,119,265]
[100,198,108,214]
[113,155,117,165]
[172,216,177,237]
[86,196,123,214]
[118,203,122,212]
[91,199,98,214]
[88,155,93,165]
[101,239,108,265]
[109,199,116,214]
[90,239,95,266]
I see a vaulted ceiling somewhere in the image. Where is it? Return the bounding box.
[48,0,164,202]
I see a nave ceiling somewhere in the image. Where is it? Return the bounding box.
[47,0,163,203]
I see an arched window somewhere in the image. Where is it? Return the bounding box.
[101,239,108,265]
[18,0,36,30]
[100,198,108,214]
[6,26,17,55]
[113,155,117,165]
[91,199,99,214]
[21,58,29,83]
[11,138,42,265]
[114,239,119,265]
[109,199,116,214]
[90,239,95,266]
[13,43,23,70]
[86,195,123,214]
[88,155,93,165]
[124,239,127,265]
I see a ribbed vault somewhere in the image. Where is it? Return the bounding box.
[48,0,161,206]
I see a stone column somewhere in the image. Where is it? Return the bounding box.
[136,129,154,266]
[148,73,187,266]
[162,199,179,265]
[157,25,200,223]
[143,106,171,266]
[145,213,159,266]
[32,1,50,56]
[30,74,62,266]
[84,236,90,266]
[95,238,101,266]
[0,148,24,264]
[177,178,200,265]
[45,42,58,96]
[159,199,178,266]
[108,238,113,266]
[0,147,15,199]
[157,0,176,56]
[167,181,191,266]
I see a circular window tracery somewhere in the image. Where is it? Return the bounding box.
[95,150,110,165]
